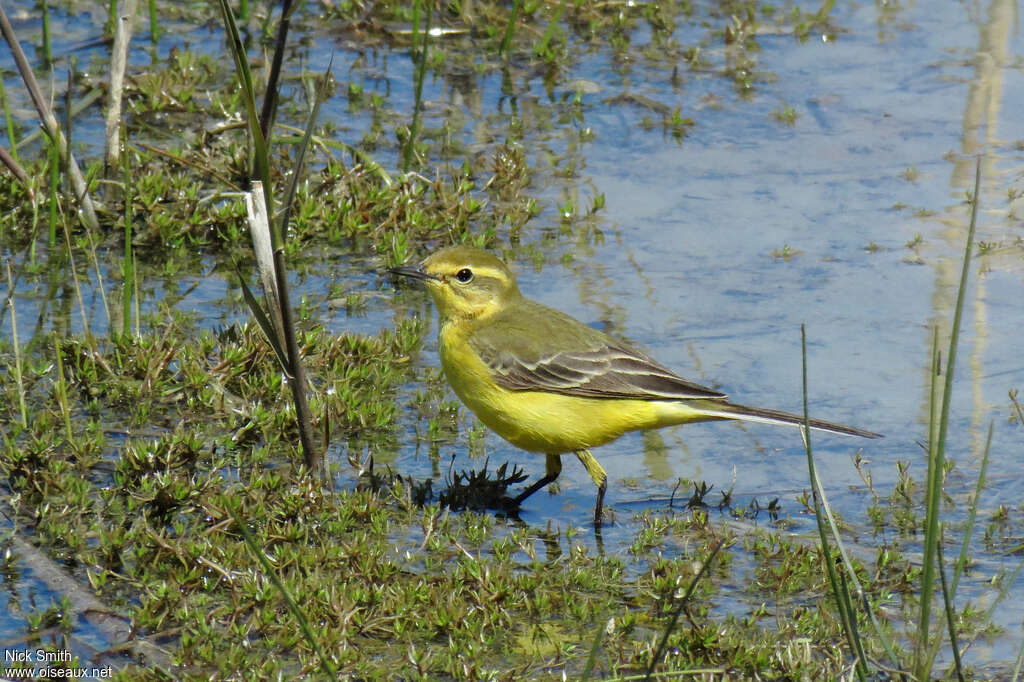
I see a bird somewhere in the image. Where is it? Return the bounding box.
[389,245,880,526]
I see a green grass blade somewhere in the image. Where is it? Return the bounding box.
[269,127,392,186]
[41,0,53,67]
[216,0,271,213]
[1012,625,1024,682]
[279,56,333,245]
[47,134,58,252]
[5,262,28,427]
[936,529,965,681]
[270,244,320,470]
[982,558,1024,626]
[806,451,901,669]
[952,421,992,593]
[148,0,158,43]
[232,509,338,677]
[53,333,72,443]
[403,0,431,173]
[0,75,20,165]
[915,326,941,669]
[234,261,289,374]
[220,5,320,471]
[244,180,319,470]
[1010,390,1024,425]
[500,0,520,58]
[534,1,565,59]
[121,134,134,337]
[915,155,981,680]
[258,0,298,141]
[643,538,722,680]
[800,325,868,680]
[579,617,607,681]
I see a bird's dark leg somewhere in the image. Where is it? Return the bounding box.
[594,475,607,527]
[513,454,562,505]
[575,449,608,527]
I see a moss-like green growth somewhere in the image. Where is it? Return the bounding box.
[0,0,1014,679]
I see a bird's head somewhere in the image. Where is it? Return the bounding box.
[389,246,521,320]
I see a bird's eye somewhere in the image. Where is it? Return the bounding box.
[454,268,473,283]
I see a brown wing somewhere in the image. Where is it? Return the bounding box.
[468,299,726,401]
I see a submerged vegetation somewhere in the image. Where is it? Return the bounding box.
[0,0,1020,679]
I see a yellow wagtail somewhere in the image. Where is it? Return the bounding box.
[390,245,880,525]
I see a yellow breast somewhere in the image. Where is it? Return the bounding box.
[438,321,700,454]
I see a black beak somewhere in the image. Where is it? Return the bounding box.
[388,265,439,283]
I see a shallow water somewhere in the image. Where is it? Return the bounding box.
[2,0,1023,671]
[359,0,1024,661]
[343,2,1024,517]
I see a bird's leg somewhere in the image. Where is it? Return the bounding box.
[513,454,562,505]
[574,450,608,526]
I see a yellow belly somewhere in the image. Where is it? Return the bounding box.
[439,323,707,454]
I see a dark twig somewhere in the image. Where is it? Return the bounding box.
[258,0,296,140]
[0,2,99,229]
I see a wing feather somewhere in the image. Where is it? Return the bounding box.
[468,300,726,401]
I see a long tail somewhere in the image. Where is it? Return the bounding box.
[690,400,882,439]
